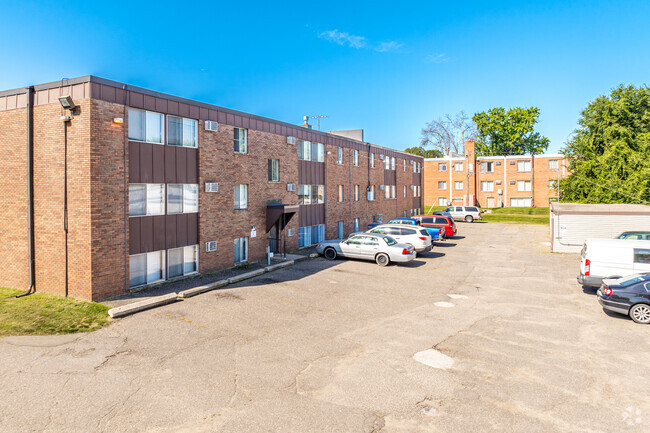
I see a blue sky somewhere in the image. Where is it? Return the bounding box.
[1,1,649,154]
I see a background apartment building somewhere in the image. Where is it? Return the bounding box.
[0,76,423,301]
[423,140,567,208]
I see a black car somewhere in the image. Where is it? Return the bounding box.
[597,274,650,324]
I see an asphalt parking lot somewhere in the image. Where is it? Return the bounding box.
[1,223,649,432]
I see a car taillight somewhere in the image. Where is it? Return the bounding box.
[603,286,613,296]
[585,259,590,276]
[418,237,427,241]
[402,248,411,255]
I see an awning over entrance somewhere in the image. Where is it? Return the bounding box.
[266,204,299,233]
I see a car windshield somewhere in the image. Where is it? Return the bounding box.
[383,236,397,246]
[616,275,649,287]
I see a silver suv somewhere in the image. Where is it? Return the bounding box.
[444,206,482,223]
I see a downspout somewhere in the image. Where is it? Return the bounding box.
[16,87,36,298]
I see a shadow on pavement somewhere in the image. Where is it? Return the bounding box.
[435,243,457,248]
[418,251,445,259]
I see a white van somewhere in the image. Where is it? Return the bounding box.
[578,239,650,288]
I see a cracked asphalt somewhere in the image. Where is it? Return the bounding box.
[1,223,649,432]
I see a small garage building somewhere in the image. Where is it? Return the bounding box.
[550,202,650,253]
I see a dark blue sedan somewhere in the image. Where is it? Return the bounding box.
[597,273,650,324]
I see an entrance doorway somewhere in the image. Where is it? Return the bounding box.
[268,222,279,253]
[486,197,495,208]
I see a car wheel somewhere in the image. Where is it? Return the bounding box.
[324,248,337,260]
[629,304,650,324]
[375,253,390,266]
[465,215,474,223]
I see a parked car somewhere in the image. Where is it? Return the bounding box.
[578,239,650,288]
[386,218,444,241]
[413,215,456,237]
[444,206,482,223]
[367,224,433,253]
[316,233,416,266]
[597,273,650,324]
[433,210,453,220]
[617,231,650,240]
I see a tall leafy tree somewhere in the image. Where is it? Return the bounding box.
[560,85,650,203]
[404,146,443,158]
[472,107,549,156]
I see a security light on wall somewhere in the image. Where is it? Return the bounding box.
[58,95,76,110]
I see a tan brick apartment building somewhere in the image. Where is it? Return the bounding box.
[423,140,567,208]
[0,76,423,301]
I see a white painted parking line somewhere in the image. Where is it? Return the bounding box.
[413,349,454,369]
[447,294,468,300]
[434,301,455,308]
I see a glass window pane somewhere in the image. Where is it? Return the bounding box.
[311,225,319,245]
[129,184,146,216]
[129,254,146,287]
[167,116,182,146]
[168,247,184,278]
[167,184,183,214]
[184,245,197,273]
[183,184,198,213]
[128,109,145,141]
[147,184,164,215]
[234,185,240,208]
[146,251,163,282]
[146,111,163,143]
[241,185,247,208]
[234,238,241,262]
[183,118,197,147]
[239,129,247,153]
[311,185,319,203]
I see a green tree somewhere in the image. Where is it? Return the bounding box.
[560,85,650,203]
[472,107,549,156]
[404,146,443,158]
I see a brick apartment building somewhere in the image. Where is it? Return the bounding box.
[0,76,423,301]
[423,140,568,208]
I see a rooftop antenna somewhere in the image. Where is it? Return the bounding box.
[309,115,328,131]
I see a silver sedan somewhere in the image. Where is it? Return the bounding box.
[316,233,416,266]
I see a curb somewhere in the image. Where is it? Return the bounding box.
[178,279,228,298]
[227,268,266,284]
[264,260,294,272]
[108,292,179,318]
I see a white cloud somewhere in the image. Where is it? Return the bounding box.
[426,54,450,64]
[375,41,403,52]
[318,29,367,49]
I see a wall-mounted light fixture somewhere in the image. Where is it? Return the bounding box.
[58,95,76,110]
[113,117,124,124]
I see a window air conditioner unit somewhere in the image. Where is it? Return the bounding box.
[510,180,516,185]
[287,228,295,237]
[510,160,516,165]
[204,120,219,132]
[379,185,385,190]
[379,154,385,160]
[496,180,502,185]
[496,161,501,165]
[287,136,296,145]
[205,241,217,252]
[497,189,502,195]
[205,182,219,192]
[410,185,415,190]
[287,183,296,192]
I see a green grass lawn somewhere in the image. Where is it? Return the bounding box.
[0,287,109,336]
[423,206,549,225]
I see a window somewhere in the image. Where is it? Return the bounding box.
[549,159,559,169]
[404,185,407,198]
[417,162,421,173]
[338,185,344,202]
[391,185,396,199]
[129,184,164,216]
[311,142,324,162]
[517,180,532,192]
[298,140,311,160]
[353,218,360,233]
[510,197,532,207]
[234,237,248,263]
[353,150,359,166]
[633,248,650,264]
[167,184,198,214]
[391,157,396,170]
[309,184,324,204]
[517,160,531,172]
[480,162,494,173]
[438,181,447,190]
[412,161,416,173]
[384,185,395,199]
[438,197,447,206]
[454,162,463,171]
[234,184,248,209]
[128,109,164,144]
[403,160,407,172]
[298,141,323,162]
[455,181,463,190]
[416,186,421,197]
[438,163,447,172]
[370,153,375,168]
[298,184,311,205]
[312,224,324,245]
[367,185,375,201]
[268,159,279,182]
[167,116,198,148]
[233,128,247,154]
[480,181,494,192]
[168,245,198,278]
[549,180,555,189]
[129,250,165,287]
[298,226,311,247]
[354,185,359,201]
[337,221,344,239]
[337,147,343,164]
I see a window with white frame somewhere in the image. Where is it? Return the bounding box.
[129,250,165,287]
[129,184,165,216]
[367,185,375,201]
[234,128,247,154]
[354,185,359,201]
[404,185,407,198]
[311,142,324,162]
[438,163,447,172]
[234,184,248,209]
[510,197,532,207]
[416,185,421,197]
[391,157,396,170]
[412,161,416,173]
[298,184,311,204]
[403,160,406,172]
[454,162,463,171]
[168,245,198,278]
[517,180,532,192]
[480,181,494,192]
[338,185,344,202]
[417,162,421,173]
[337,147,343,164]
[234,237,248,263]
[167,184,198,214]
[455,181,463,190]
[517,160,531,172]
[167,116,198,148]
[369,153,374,168]
[480,161,494,173]
[438,197,447,206]
[337,221,344,239]
[385,185,390,199]
[353,218,360,233]
[298,140,311,161]
[549,159,559,169]
[438,181,447,190]
[309,184,324,204]
[128,109,163,144]
[549,180,556,189]
[268,159,279,182]
[353,150,359,166]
